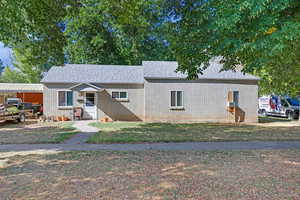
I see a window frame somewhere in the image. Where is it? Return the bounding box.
[233,91,239,107]
[57,90,73,108]
[281,99,289,108]
[111,91,129,101]
[84,92,96,107]
[170,90,184,110]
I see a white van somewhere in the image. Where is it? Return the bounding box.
[258,95,300,120]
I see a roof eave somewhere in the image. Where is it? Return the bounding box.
[41,81,144,84]
[144,76,260,81]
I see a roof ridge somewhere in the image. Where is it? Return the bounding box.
[65,64,142,67]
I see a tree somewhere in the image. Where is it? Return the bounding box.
[0,48,43,83]
[0,0,81,83]
[0,0,172,80]
[11,48,42,83]
[0,67,26,83]
[3,0,300,96]
[0,0,79,70]
[167,0,300,95]
[65,0,172,65]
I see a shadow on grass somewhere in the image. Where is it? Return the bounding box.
[258,116,292,123]
[88,122,300,143]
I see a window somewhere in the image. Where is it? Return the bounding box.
[85,93,95,107]
[286,98,300,106]
[58,91,73,107]
[233,91,239,107]
[112,91,128,100]
[170,91,184,108]
[281,99,289,107]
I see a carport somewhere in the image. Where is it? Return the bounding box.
[0,83,43,104]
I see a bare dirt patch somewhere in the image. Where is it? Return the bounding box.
[0,150,299,200]
[0,149,62,159]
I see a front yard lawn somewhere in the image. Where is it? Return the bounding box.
[1,150,299,199]
[88,120,300,143]
[0,121,78,144]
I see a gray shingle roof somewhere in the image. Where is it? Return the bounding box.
[41,59,259,83]
[143,61,186,78]
[41,64,144,84]
[143,58,259,80]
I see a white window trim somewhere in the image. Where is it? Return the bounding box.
[111,91,129,102]
[57,90,73,109]
[170,90,184,110]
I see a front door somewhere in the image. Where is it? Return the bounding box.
[84,92,97,119]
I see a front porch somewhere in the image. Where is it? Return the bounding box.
[69,83,103,120]
[67,83,142,122]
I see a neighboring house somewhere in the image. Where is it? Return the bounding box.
[41,58,259,123]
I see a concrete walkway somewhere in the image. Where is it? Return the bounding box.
[0,141,300,152]
[64,120,100,144]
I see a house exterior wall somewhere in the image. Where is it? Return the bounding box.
[95,83,144,121]
[43,79,258,123]
[144,79,258,123]
[43,83,144,121]
[43,84,76,119]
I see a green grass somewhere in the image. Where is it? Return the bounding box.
[48,123,79,143]
[258,116,291,123]
[88,120,300,143]
[50,131,77,143]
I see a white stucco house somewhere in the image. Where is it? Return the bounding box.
[41,58,259,123]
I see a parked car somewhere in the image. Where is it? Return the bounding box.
[258,95,300,120]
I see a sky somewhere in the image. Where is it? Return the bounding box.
[0,42,13,66]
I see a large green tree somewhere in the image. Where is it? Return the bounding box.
[65,0,172,65]
[0,0,78,69]
[0,0,172,83]
[2,0,300,96]
[167,0,300,95]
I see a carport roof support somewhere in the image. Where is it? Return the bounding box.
[0,83,43,93]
